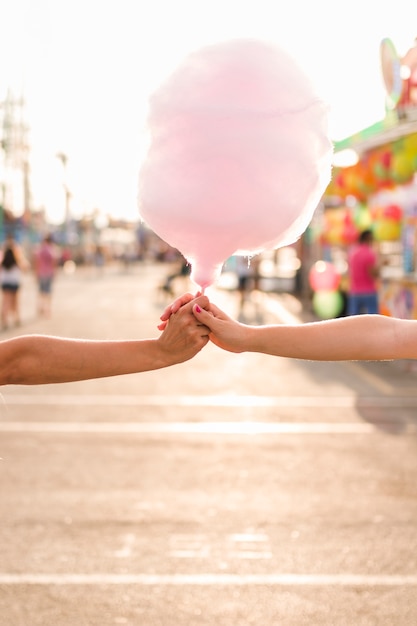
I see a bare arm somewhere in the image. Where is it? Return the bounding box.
[193,304,417,361]
[0,295,210,385]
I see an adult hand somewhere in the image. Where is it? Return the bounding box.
[158,291,202,330]
[157,294,211,364]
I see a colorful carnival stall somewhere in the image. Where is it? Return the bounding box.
[314,36,417,319]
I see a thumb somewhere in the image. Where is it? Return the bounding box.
[193,301,243,353]
[193,303,218,329]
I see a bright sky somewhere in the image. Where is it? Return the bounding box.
[1,0,416,223]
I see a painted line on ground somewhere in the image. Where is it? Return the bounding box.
[0,421,414,434]
[2,394,417,407]
[1,573,416,586]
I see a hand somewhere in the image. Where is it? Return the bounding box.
[158,291,202,330]
[192,302,248,353]
[157,295,211,364]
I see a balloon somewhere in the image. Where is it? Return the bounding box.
[138,38,333,289]
[353,204,372,230]
[373,219,402,241]
[328,170,348,198]
[321,208,359,245]
[390,152,414,184]
[338,165,369,200]
[312,290,344,319]
[403,133,417,153]
[383,204,402,221]
[309,261,341,291]
[322,226,344,245]
[342,221,359,244]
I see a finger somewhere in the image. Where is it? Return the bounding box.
[193,304,216,329]
[207,302,229,319]
[191,294,210,311]
[159,308,173,322]
[169,296,190,315]
[158,298,208,331]
[159,293,195,321]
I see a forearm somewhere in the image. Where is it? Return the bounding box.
[244,315,417,361]
[0,335,174,386]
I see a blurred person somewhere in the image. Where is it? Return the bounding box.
[161,294,417,361]
[0,294,209,385]
[347,229,381,316]
[161,253,191,296]
[34,234,58,317]
[0,237,29,329]
[94,245,105,273]
[234,255,261,318]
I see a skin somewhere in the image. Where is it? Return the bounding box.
[0,295,210,386]
[160,293,417,362]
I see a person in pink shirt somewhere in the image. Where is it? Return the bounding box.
[34,234,58,318]
[347,229,380,315]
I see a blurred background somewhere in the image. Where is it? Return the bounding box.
[2,6,417,623]
[1,0,417,322]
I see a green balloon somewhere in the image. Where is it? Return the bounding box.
[313,290,344,319]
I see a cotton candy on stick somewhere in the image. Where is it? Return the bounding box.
[138,38,333,289]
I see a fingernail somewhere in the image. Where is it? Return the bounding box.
[195,305,202,313]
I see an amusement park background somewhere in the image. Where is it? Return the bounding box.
[1,23,417,320]
[2,9,417,625]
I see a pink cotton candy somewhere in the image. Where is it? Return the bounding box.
[138,38,333,289]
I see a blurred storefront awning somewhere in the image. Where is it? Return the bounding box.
[334,108,417,156]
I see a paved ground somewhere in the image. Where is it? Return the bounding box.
[0,260,417,625]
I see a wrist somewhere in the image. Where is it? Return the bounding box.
[152,338,176,369]
[240,324,262,352]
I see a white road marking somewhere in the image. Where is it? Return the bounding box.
[169,534,211,559]
[168,533,273,560]
[0,421,402,434]
[0,573,416,586]
[230,551,273,559]
[169,550,211,558]
[229,533,269,542]
[2,394,417,407]
[228,533,272,559]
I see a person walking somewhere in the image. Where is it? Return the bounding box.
[347,229,380,316]
[0,237,27,329]
[34,234,57,317]
[161,253,191,296]
[234,254,261,319]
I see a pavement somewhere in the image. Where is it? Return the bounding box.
[0,260,417,626]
